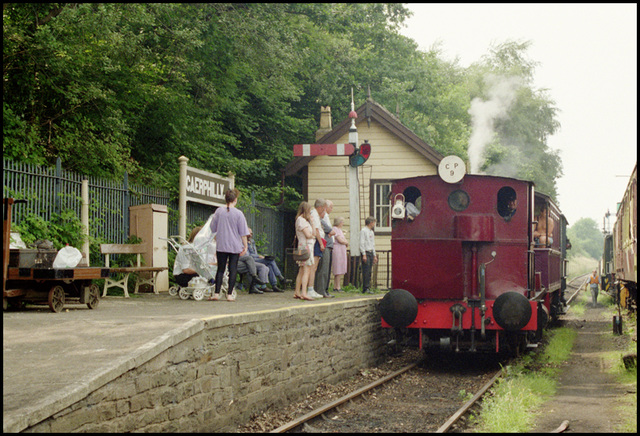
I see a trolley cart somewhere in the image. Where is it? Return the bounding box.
[3,198,109,312]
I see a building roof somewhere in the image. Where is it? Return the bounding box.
[284,99,444,175]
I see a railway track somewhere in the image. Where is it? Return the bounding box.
[566,273,590,306]
[240,278,592,433]
[267,351,502,433]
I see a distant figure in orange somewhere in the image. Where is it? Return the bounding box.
[534,204,555,246]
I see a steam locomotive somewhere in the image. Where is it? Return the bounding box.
[380,167,569,354]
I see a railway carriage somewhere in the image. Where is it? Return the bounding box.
[600,233,615,297]
[612,163,637,311]
[380,171,569,354]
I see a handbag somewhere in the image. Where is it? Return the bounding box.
[292,246,310,262]
[292,236,311,262]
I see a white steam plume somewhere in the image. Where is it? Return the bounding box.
[468,74,522,174]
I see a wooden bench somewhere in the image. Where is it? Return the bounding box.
[100,244,167,297]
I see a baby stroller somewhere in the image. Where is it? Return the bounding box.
[162,216,231,301]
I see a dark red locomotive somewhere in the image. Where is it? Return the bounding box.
[380,171,569,354]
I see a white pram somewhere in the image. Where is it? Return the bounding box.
[162,215,231,301]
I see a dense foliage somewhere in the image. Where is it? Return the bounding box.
[3,3,563,207]
[567,217,605,260]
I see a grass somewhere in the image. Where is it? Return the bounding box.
[327,283,384,296]
[473,375,556,432]
[471,327,577,432]
[602,303,637,433]
[570,298,586,316]
[566,255,598,278]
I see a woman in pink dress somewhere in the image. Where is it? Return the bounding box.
[331,216,348,292]
[294,201,315,301]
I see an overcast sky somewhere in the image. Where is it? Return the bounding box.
[399,3,637,228]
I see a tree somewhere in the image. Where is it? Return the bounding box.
[567,218,604,260]
[466,41,563,200]
[3,4,562,212]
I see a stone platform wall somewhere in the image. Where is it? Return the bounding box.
[27,298,387,432]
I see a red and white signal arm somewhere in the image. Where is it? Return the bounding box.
[293,143,356,157]
[438,155,466,183]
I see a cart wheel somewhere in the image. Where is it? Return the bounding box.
[178,287,190,300]
[193,288,205,301]
[169,286,179,297]
[48,285,65,313]
[86,284,100,309]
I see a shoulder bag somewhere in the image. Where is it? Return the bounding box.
[292,236,310,262]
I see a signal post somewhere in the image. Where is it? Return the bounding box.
[293,95,371,286]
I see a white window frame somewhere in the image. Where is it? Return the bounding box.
[373,181,392,233]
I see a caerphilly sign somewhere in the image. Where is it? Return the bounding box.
[185,166,233,207]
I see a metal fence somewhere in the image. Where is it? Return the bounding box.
[4,157,169,244]
[4,157,392,288]
[3,158,291,261]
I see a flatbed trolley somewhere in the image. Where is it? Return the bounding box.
[3,198,109,312]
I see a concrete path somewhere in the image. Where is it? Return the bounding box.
[530,290,631,433]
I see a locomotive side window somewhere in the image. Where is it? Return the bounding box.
[533,202,555,246]
[497,187,517,221]
[448,189,470,211]
[403,186,422,221]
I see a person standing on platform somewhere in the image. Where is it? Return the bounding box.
[360,216,378,294]
[331,216,348,293]
[315,200,336,298]
[208,189,249,302]
[307,198,327,299]
[294,201,315,301]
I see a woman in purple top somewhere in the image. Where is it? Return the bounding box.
[209,189,249,301]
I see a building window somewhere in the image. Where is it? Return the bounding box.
[374,182,392,231]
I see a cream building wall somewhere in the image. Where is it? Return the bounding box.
[305,118,438,288]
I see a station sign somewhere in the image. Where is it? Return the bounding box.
[185,166,233,207]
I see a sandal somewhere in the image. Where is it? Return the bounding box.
[293,294,302,299]
[301,295,314,301]
[208,294,220,301]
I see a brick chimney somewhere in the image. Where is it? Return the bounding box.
[315,106,332,141]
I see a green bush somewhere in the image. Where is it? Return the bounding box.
[13,209,86,250]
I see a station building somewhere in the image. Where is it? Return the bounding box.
[284,98,444,287]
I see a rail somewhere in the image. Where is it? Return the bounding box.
[436,369,503,433]
[270,361,504,433]
[270,361,419,433]
[566,274,590,306]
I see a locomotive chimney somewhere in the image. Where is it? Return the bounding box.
[315,106,332,141]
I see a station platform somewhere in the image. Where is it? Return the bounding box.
[2,289,381,432]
